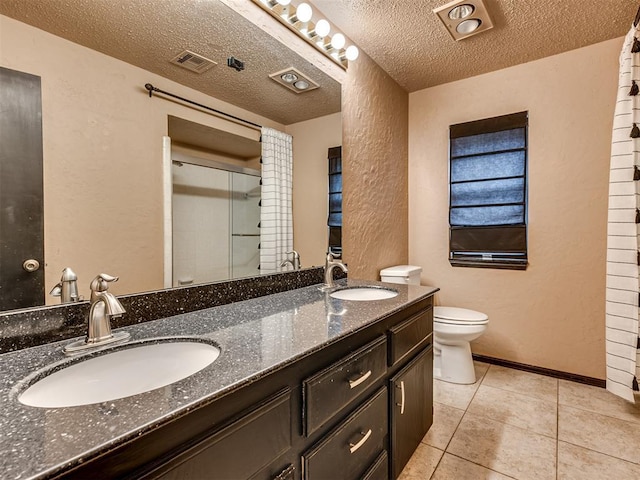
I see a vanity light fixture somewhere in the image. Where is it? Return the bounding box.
[254,0,359,69]
[434,0,493,41]
[270,67,319,93]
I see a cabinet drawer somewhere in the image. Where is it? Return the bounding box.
[302,388,387,480]
[362,450,389,480]
[387,308,432,366]
[153,389,291,480]
[303,336,386,435]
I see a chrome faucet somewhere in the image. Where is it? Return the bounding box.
[50,267,81,303]
[63,273,130,355]
[280,250,301,270]
[324,252,348,289]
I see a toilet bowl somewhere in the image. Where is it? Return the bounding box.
[433,306,488,385]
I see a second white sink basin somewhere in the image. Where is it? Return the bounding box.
[330,286,398,301]
[19,340,220,408]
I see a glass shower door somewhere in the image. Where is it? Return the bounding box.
[230,172,261,279]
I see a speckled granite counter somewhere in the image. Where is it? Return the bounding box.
[0,279,437,480]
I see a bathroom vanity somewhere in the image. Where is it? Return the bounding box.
[0,279,437,480]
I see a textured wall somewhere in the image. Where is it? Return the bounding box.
[342,51,409,280]
[409,38,622,379]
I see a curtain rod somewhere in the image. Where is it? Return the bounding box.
[144,83,262,131]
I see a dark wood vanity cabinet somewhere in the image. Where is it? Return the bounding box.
[60,295,434,480]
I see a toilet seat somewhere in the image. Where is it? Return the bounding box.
[434,306,489,325]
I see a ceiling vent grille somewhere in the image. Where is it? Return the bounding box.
[170,50,217,73]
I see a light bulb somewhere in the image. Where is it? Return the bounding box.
[294,80,310,90]
[296,3,313,23]
[456,18,481,34]
[275,0,291,5]
[331,33,345,50]
[345,45,359,61]
[281,73,298,83]
[315,19,331,38]
[448,4,474,20]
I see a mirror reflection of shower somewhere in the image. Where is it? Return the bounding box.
[171,157,260,285]
[168,115,262,286]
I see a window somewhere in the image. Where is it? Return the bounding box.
[328,146,342,255]
[449,111,528,270]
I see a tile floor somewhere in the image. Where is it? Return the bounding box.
[399,362,640,480]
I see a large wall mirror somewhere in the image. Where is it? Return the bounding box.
[0,0,342,312]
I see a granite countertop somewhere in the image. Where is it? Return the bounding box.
[0,279,437,480]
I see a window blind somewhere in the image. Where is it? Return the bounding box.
[449,111,528,269]
[328,146,342,254]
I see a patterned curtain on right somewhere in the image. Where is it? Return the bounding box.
[606,23,640,403]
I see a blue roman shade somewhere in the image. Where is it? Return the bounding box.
[449,111,528,269]
[328,146,342,255]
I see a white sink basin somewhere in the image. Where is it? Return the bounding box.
[19,340,220,408]
[330,287,398,301]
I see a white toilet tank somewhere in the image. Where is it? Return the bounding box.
[380,265,422,285]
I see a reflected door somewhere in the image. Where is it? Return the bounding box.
[0,67,45,310]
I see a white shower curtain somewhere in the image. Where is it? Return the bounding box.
[260,127,293,274]
[606,23,640,402]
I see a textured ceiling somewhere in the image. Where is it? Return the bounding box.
[313,0,636,92]
[0,0,341,125]
[2,0,635,113]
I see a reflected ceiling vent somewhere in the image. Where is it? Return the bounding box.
[269,67,319,94]
[433,0,493,41]
[170,50,217,73]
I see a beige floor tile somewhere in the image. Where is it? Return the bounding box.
[559,379,640,425]
[558,441,640,480]
[433,363,486,410]
[474,360,491,380]
[422,402,465,450]
[431,453,514,480]
[448,412,556,480]
[398,443,443,480]
[558,405,640,464]
[467,384,557,438]
[481,365,558,402]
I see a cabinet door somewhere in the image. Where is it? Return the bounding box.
[151,389,291,480]
[390,347,433,479]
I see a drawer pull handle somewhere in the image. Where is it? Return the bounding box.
[396,380,405,414]
[349,429,372,454]
[348,370,372,389]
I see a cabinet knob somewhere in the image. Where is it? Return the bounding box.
[23,259,40,272]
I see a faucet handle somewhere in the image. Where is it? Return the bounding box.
[90,273,119,293]
[50,282,62,297]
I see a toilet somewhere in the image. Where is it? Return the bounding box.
[433,307,488,384]
[380,265,489,385]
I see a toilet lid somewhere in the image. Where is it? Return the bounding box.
[434,306,489,325]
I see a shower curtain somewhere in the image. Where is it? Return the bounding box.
[259,127,293,274]
[606,22,640,402]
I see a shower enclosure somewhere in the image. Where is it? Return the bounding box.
[171,155,260,286]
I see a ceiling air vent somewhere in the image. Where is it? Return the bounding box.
[170,50,217,73]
